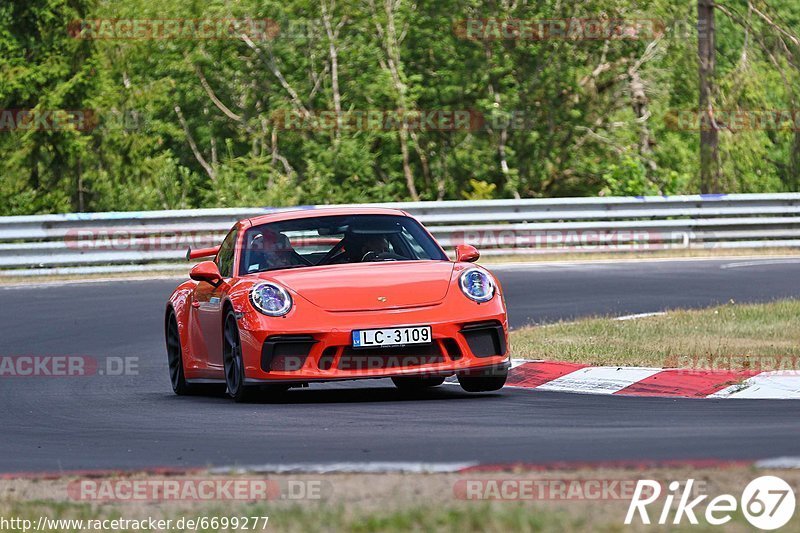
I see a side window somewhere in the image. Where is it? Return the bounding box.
[215,228,238,278]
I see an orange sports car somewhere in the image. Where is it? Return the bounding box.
[165,207,509,402]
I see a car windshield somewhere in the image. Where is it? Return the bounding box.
[239,214,448,275]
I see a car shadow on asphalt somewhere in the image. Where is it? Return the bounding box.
[164,383,504,405]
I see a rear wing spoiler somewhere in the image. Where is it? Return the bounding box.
[186,246,220,261]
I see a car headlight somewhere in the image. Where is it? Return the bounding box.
[250,282,293,316]
[459,268,495,303]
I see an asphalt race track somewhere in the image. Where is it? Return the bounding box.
[2,257,799,473]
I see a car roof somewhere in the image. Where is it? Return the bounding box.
[244,206,409,228]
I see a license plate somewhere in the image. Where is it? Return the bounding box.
[352,326,432,348]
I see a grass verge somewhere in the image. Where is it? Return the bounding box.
[1,468,795,532]
[509,299,800,368]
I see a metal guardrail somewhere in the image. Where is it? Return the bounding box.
[1,193,799,275]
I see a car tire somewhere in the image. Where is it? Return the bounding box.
[458,367,508,392]
[166,311,191,395]
[223,309,254,403]
[391,376,446,390]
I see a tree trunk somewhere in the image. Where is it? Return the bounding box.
[698,0,720,193]
[792,132,800,191]
[628,67,657,176]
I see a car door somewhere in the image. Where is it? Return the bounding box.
[189,227,237,377]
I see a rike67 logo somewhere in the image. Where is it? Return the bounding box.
[626,476,796,530]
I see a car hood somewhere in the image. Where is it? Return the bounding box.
[258,261,455,311]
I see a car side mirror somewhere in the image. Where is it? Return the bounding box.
[190,261,223,286]
[456,244,480,263]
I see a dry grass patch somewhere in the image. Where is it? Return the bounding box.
[509,299,800,368]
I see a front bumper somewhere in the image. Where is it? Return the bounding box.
[236,296,509,383]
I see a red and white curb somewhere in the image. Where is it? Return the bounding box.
[503,359,800,399]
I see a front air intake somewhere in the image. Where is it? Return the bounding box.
[460,321,506,358]
[261,335,318,372]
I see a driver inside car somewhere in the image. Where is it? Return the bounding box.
[246,230,297,272]
[339,233,390,262]
[356,234,390,261]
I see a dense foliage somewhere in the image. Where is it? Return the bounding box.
[1,0,799,215]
